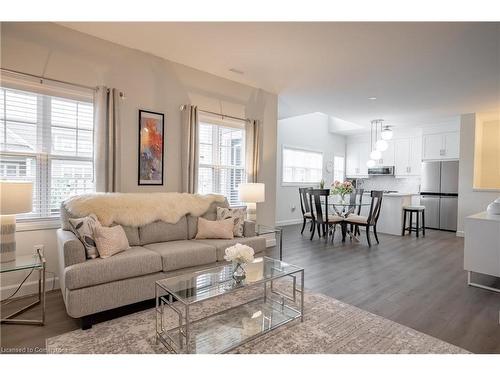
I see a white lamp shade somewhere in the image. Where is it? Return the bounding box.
[238,183,265,203]
[376,139,389,152]
[370,150,382,160]
[381,128,393,140]
[0,181,33,215]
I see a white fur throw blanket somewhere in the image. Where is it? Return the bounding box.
[64,193,226,227]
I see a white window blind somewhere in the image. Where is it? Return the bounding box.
[197,118,246,206]
[0,86,95,220]
[282,146,323,185]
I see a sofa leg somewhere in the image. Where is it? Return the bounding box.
[81,316,93,330]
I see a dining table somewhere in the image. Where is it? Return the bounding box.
[327,200,371,242]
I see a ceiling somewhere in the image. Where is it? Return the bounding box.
[60,22,500,131]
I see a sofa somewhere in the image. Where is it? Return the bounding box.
[56,195,267,328]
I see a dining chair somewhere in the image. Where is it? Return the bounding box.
[344,190,383,247]
[309,189,343,241]
[298,187,314,234]
[348,188,364,236]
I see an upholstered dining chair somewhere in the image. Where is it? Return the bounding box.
[344,190,383,247]
[299,187,314,234]
[309,189,343,241]
[348,188,364,236]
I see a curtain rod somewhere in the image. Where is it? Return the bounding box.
[180,105,250,123]
[0,67,98,92]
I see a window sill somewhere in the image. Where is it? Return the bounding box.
[16,219,61,232]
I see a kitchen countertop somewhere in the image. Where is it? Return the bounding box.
[362,192,419,197]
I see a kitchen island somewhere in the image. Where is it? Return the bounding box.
[359,192,418,236]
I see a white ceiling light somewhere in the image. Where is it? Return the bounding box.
[366,159,377,168]
[376,139,388,152]
[370,149,382,160]
[368,97,377,100]
[381,125,393,140]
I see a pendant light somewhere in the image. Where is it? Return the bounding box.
[366,159,376,168]
[381,125,393,140]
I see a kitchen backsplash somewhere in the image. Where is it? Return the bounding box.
[355,176,421,193]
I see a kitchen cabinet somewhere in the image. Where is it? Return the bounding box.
[422,131,459,160]
[359,193,413,235]
[377,140,395,166]
[346,142,370,178]
[394,136,421,176]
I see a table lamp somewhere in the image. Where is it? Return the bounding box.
[0,181,33,263]
[238,183,265,221]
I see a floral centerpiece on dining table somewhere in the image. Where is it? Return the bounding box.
[331,180,354,204]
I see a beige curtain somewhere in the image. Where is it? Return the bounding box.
[181,105,199,193]
[245,119,261,183]
[94,87,120,192]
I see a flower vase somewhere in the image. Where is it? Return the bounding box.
[232,262,246,284]
[340,194,347,205]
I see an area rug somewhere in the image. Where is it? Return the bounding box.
[46,286,468,354]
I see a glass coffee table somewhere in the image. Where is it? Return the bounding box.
[155,257,304,354]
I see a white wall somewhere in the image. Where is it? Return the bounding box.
[275,113,345,225]
[457,113,500,235]
[0,22,278,297]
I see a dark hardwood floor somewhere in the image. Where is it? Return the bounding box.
[2,225,499,353]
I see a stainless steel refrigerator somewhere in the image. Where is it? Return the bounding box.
[420,160,459,231]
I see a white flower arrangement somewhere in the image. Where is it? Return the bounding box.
[224,243,255,264]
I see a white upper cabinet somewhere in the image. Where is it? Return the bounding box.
[394,136,421,176]
[377,140,395,166]
[346,141,370,177]
[443,132,459,159]
[422,131,459,160]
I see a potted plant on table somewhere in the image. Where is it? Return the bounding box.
[331,180,353,204]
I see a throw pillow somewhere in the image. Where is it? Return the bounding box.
[69,214,101,259]
[94,225,130,258]
[217,207,246,237]
[195,217,234,240]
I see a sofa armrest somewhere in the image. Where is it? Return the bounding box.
[243,220,256,237]
[57,228,86,267]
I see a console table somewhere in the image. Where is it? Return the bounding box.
[464,212,500,293]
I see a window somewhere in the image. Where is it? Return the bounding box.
[333,156,345,183]
[197,117,246,206]
[282,146,323,185]
[0,86,95,220]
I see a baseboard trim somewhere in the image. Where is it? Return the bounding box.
[276,218,303,226]
[456,231,464,238]
[0,276,59,300]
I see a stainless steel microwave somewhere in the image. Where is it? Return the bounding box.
[368,166,395,176]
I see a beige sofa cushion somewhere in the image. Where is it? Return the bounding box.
[143,240,217,272]
[64,246,162,290]
[94,225,130,258]
[187,200,230,239]
[195,217,234,240]
[195,237,267,261]
[113,224,140,246]
[139,216,188,245]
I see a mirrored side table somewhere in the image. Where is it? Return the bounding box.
[0,249,46,325]
[255,224,283,260]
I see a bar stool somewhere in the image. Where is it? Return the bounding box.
[402,205,426,237]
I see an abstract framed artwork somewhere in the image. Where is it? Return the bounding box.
[138,110,165,185]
